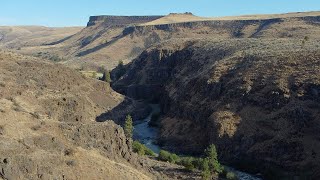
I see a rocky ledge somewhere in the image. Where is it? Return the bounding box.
[87,15,163,27]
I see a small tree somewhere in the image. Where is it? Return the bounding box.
[116,60,126,79]
[205,144,222,174]
[102,70,111,83]
[124,115,133,139]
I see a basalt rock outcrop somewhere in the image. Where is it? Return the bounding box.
[113,38,320,179]
[87,15,163,27]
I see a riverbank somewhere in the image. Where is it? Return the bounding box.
[133,103,263,180]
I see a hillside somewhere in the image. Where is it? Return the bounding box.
[3,11,320,71]
[143,11,320,25]
[52,11,320,70]
[0,26,83,49]
[61,11,320,70]
[112,38,320,179]
[0,50,202,180]
[1,10,320,179]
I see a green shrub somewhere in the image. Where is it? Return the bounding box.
[201,169,211,180]
[158,150,180,163]
[144,146,156,156]
[201,159,211,180]
[200,158,210,171]
[158,145,224,175]
[192,158,205,170]
[169,153,180,163]
[132,141,156,156]
[180,157,195,171]
[158,150,171,161]
[226,172,237,180]
[132,141,144,155]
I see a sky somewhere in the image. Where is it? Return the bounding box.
[1,0,319,27]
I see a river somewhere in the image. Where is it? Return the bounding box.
[133,104,262,180]
[133,104,161,154]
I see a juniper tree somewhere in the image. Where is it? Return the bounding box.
[205,144,222,173]
[102,70,111,83]
[124,114,133,139]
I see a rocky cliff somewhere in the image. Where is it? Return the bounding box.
[123,15,320,38]
[112,38,320,179]
[87,15,163,27]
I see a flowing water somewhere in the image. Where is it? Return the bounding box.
[133,104,262,180]
[133,104,161,154]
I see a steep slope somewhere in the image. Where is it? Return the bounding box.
[56,15,164,69]
[112,38,320,179]
[0,50,204,180]
[0,50,146,179]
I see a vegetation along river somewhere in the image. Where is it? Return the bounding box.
[133,104,263,180]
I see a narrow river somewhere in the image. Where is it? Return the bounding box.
[133,104,161,154]
[133,104,262,180]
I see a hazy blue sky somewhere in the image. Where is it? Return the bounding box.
[1,0,319,27]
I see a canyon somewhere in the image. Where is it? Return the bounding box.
[0,11,320,179]
[112,38,320,179]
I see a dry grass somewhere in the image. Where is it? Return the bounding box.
[2,11,320,71]
[142,11,320,25]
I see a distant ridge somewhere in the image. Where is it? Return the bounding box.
[142,11,320,25]
[87,15,164,27]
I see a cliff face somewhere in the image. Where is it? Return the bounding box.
[123,15,320,38]
[112,38,320,179]
[87,15,163,27]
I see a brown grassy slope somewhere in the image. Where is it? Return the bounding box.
[0,26,83,48]
[0,50,153,179]
[0,50,204,180]
[143,11,320,25]
[113,38,320,179]
[59,11,320,70]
